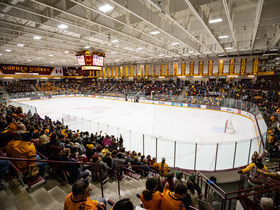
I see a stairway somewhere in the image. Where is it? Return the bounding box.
[175,86,188,102]
[0,174,147,210]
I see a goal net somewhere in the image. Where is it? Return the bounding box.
[225,120,235,134]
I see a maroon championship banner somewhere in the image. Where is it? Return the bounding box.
[0,64,54,75]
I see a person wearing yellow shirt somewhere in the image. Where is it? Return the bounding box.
[64,179,106,210]
[158,157,170,176]
[160,182,188,210]
[141,178,169,210]
[242,156,268,187]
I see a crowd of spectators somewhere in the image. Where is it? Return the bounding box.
[2,77,280,209]
[1,102,207,208]
[1,80,35,93]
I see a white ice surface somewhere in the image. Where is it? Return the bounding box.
[19,97,259,170]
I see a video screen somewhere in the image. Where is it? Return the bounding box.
[93,55,104,67]
[77,55,85,66]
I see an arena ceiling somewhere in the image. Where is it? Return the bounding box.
[0,0,279,67]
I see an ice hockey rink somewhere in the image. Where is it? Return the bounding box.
[19,96,260,170]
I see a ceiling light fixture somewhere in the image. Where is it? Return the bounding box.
[57,24,68,29]
[64,51,69,53]
[111,52,116,54]
[219,35,228,39]
[209,18,222,24]
[111,40,119,43]
[171,42,179,45]
[17,44,24,47]
[49,54,54,57]
[33,36,42,40]
[5,49,12,52]
[84,46,90,49]
[225,47,233,50]
[137,48,143,50]
[150,31,160,35]
[99,4,113,12]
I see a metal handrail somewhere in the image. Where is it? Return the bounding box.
[0,156,105,197]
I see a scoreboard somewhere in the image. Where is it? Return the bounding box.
[75,50,105,70]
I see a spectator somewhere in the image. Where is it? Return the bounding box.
[189,174,202,198]
[242,156,268,187]
[140,177,167,210]
[61,148,91,183]
[0,160,9,191]
[160,182,188,210]
[6,131,47,178]
[112,152,126,175]
[158,157,170,176]
[102,135,111,148]
[90,154,109,181]
[103,151,112,168]
[162,172,175,192]
[186,180,199,209]
[102,145,109,157]
[0,121,15,148]
[112,198,134,210]
[174,171,186,186]
[260,197,274,210]
[64,179,106,210]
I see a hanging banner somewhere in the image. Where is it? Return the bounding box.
[152,65,156,76]
[120,66,123,77]
[198,61,204,76]
[252,58,259,75]
[125,66,128,77]
[173,62,178,76]
[218,60,224,75]
[229,59,235,75]
[165,64,169,76]
[159,64,163,76]
[129,66,133,76]
[146,65,150,76]
[107,67,110,77]
[208,60,213,75]
[115,67,119,77]
[190,62,194,76]
[102,68,106,77]
[240,59,247,75]
[111,67,114,77]
[181,62,186,76]
[134,66,137,77]
[140,65,144,76]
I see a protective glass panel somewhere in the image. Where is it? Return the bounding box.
[196,143,217,170]
[98,122,108,134]
[119,128,130,150]
[250,137,261,159]
[108,125,119,138]
[144,134,156,158]
[176,142,195,169]
[130,131,143,154]
[216,142,235,170]
[89,121,98,134]
[157,138,174,167]
[235,140,250,167]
